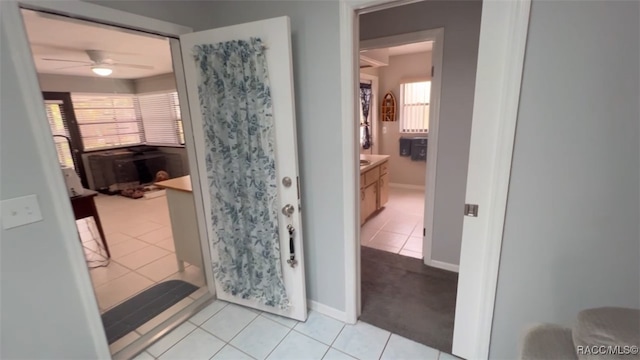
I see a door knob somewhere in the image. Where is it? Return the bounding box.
[282,204,295,217]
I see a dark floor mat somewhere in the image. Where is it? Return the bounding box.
[101,280,198,344]
[359,246,458,353]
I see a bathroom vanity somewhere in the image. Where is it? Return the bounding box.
[360,154,390,225]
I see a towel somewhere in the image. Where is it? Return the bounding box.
[411,137,428,161]
[399,138,412,157]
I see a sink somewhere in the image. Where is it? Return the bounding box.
[360,159,371,166]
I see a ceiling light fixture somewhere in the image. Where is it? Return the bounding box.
[91,65,113,76]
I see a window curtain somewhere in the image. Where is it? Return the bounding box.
[193,38,288,308]
[360,83,372,149]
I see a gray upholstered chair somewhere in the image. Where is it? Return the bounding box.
[521,307,639,360]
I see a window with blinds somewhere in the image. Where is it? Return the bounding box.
[138,91,183,146]
[399,81,431,133]
[45,100,76,169]
[71,94,144,151]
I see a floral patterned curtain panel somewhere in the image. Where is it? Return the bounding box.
[193,38,288,308]
[360,83,372,149]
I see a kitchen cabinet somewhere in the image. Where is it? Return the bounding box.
[359,155,390,225]
[155,175,203,271]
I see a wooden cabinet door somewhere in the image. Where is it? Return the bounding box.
[363,182,378,221]
[379,173,389,208]
[360,188,367,225]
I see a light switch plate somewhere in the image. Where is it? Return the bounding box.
[1,194,43,230]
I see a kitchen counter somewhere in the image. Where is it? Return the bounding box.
[360,154,390,174]
[154,175,202,271]
[156,175,192,193]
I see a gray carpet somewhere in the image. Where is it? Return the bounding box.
[360,246,458,353]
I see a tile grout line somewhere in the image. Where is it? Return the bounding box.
[377,332,393,360]
[314,320,347,360]
[152,321,199,359]
[197,316,259,360]
[328,347,356,360]
[326,321,348,358]
[289,326,338,348]
[187,301,228,327]
[263,326,294,360]
[198,309,261,346]
[329,323,346,348]
[219,343,258,360]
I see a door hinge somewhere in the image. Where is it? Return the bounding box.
[431,66,434,77]
[464,204,479,217]
[423,228,426,237]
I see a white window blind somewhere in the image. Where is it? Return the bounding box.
[44,100,75,169]
[71,94,143,151]
[399,81,431,133]
[138,91,183,146]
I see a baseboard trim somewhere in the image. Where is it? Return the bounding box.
[389,183,425,190]
[426,259,459,273]
[307,300,348,323]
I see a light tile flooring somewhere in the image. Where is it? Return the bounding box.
[360,187,425,259]
[76,194,206,353]
[132,300,457,360]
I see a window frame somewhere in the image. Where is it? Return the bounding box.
[399,79,431,134]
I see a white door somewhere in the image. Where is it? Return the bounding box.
[180,17,307,321]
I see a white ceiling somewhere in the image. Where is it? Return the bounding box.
[387,41,433,56]
[22,9,173,79]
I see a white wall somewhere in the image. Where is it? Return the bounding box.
[38,72,177,95]
[0,23,106,359]
[377,51,431,186]
[359,67,379,77]
[490,1,640,358]
[88,0,347,312]
[38,73,136,93]
[134,73,177,93]
[360,0,482,266]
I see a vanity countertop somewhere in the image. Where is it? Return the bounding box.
[360,154,390,174]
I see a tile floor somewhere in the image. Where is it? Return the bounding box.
[360,187,425,259]
[76,193,206,353]
[132,300,458,360]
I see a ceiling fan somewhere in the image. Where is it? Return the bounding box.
[41,49,154,76]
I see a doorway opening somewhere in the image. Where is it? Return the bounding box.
[352,0,480,354]
[12,3,309,359]
[359,40,436,260]
[20,8,210,356]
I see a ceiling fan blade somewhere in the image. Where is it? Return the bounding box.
[42,58,93,64]
[113,63,154,70]
[53,64,92,70]
[31,43,135,56]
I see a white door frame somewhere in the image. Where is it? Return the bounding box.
[340,0,531,358]
[5,1,217,358]
[360,28,444,270]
